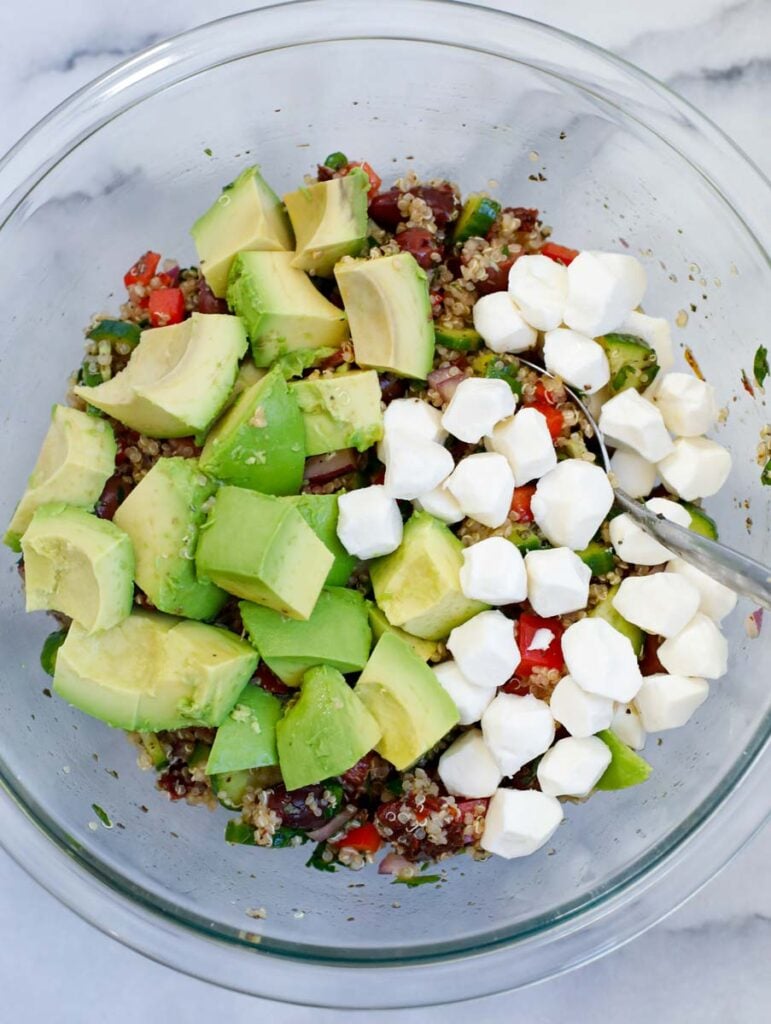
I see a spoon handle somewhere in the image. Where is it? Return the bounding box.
[614,489,771,611]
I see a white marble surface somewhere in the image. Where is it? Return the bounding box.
[1,1,769,1020]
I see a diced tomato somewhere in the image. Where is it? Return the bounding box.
[540,242,579,266]
[336,822,382,854]
[516,613,565,674]
[510,484,537,523]
[532,381,557,406]
[124,250,160,289]
[348,161,382,198]
[148,287,186,327]
[530,401,563,439]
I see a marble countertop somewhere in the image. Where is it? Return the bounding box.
[1,1,769,1021]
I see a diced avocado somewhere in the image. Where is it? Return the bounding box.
[589,584,644,656]
[284,168,369,276]
[283,493,356,587]
[290,369,383,456]
[681,501,719,541]
[54,610,258,730]
[596,333,660,393]
[509,524,546,554]
[354,632,459,770]
[434,325,483,352]
[226,251,348,367]
[334,253,435,380]
[595,729,653,790]
[370,512,487,641]
[22,504,134,633]
[199,366,305,494]
[206,685,282,775]
[275,347,336,380]
[113,457,227,620]
[230,358,266,401]
[576,542,615,576]
[4,405,116,551]
[276,664,381,791]
[367,602,440,662]
[191,165,294,297]
[195,487,333,619]
[240,587,371,686]
[452,195,501,245]
[74,313,247,438]
[40,628,68,677]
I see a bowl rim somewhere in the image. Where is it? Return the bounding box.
[0,0,769,1006]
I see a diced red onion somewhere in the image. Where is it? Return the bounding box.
[378,851,413,876]
[427,365,468,403]
[303,448,357,484]
[307,807,356,843]
[747,607,764,638]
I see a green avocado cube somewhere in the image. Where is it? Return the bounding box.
[284,168,369,277]
[195,486,333,619]
[54,610,258,731]
[354,632,459,770]
[199,366,305,495]
[226,251,349,367]
[206,685,282,775]
[22,503,134,634]
[191,165,294,297]
[283,493,357,587]
[366,603,441,662]
[5,405,116,552]
[240,587,371,686]
[113,457,227,621]
[276,664,382,791]
[370,511,487,641]
[334,252,436,380]
[595,729,653,790]
[290,369,384,456]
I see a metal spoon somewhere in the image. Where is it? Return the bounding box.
[518,358,771,610]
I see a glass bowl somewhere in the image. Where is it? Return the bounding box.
[0,0,769,1009]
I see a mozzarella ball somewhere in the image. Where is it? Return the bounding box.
[507,254,568,331]
[543,328,610,394]
[599,389,673,463]
[447,610,520,689]
[531,460,614,550]
[460,536,528,605]
[657,613,728,679]
[612,573,701,637]
[382,432,454,500]
[441,377,517,443]
[634,673,709,731]
[433,660,496,726]
[609,498,691,566]
[564,251,646,336]
[549,674,615,738]
[609,449,657,499]
[666,557,737,623]
[657,437,732,500]
[438,729,503,798]
[536,735,612,798]
[381,396,446,446]
[611,703,647,750]
[446,453,515,528]
[524,547,591,616]
[414,483,465,524]
[336,485,403,559]
[472,291,538,354]
[485,407,557,486]
[653,373,717,437]
[562,617,643,702]
[480,788,563,859]
[481,693,555,776]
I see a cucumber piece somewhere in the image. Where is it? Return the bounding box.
[596,333,659,393]
[224,820,255,845]
[213,765,282,809]
[595,729,652,790]
[434,326,483,352]
[323,151,348,171]
[472,352,523,395]
[452,195,501,245]
[40,628,68,677]
[576,543,615,576]
[87,319,141,348]
[138,732,169,770]
[188,741,211,772]
[509,525,546,553]
[79,358,104,387]
[589,584,644,656]
[681,501,718,541]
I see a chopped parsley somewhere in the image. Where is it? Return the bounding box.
[91,804,112,828]
[392,874,441,887]
[753,345,769,388]
[306,841,336,872]
[761,459,771,486]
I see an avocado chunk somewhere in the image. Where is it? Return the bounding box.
[199,366,305,494]
[276,664,381,791]
[370,511,487,641]
[283,493,356,587]
[367,602,440,662]
[595,729,653,789]
[240,587,371,686]
[74,313,247,438]
[283,168,369,276]
[112,457,227,620]
[354,632,459,769]
[191,165,294,297]
[226,251,349,367]
[195,486,333,619]
[5,406,116,551]
[206,685,282,775]
[290,369,384,456]
[22,504,134,633]
[230,358,266,402]
[589,584,644,656]
[54,610,258,730]
[334,252,435,379]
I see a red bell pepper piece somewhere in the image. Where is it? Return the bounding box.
[510,484,537,523]
[336,822,382,854]
[540,242,579,266]
[517,613,565,674]
[148,287,186,327]
[348,161,382,198]
[529,401,563,440]
[124,250,161,289]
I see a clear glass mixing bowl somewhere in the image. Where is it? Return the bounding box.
[0,0,769,1008]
